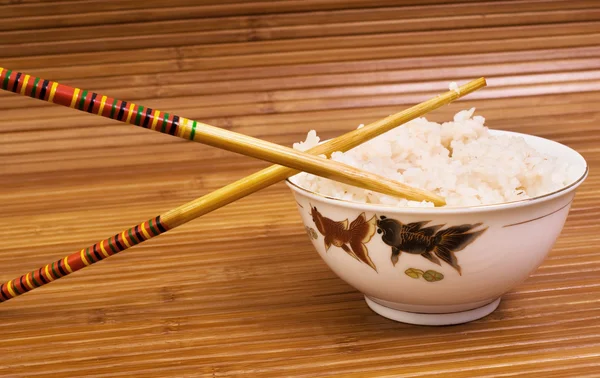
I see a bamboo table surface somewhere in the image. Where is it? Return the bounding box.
[1,1,600,377]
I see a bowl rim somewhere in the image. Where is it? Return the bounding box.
[285,129,589,214]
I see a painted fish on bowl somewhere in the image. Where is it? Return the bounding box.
[306,205,487,277]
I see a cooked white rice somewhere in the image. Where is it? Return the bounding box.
[449,81,460,94]
[291,108,580,208]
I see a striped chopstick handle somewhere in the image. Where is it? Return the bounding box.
[0,68,199,141]
[0,216,168,303]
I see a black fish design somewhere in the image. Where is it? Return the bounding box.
[376,216,487,275]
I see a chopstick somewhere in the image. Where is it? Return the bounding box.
[0,67,443,205]
[0,78,487,303]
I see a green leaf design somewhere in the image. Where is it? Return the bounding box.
[422,270,444,282]
[305,226,318,240]
[404,268,424,279]
[404,268,444,282]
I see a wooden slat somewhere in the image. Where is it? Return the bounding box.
[0,1,599,377]
[0,0,534,31]
[4,5,600,48]
[4,18,600,58]
[5,21,600,65]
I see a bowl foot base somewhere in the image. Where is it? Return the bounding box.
[364,296,501,326]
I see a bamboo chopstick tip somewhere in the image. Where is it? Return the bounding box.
[442,78,487,103]
[433,196,447,207]
[417,192,446,207]
[459,77,487,90]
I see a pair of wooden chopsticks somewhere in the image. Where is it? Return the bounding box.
[0,72,486,303]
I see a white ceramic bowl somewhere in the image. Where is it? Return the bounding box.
[286,130,588,326]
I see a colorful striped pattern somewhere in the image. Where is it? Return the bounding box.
[0,67,199,141]
[0,216,168,302]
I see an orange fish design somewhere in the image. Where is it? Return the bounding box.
[310,206,378,271]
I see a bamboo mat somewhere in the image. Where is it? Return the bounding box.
[1,1,600,377]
